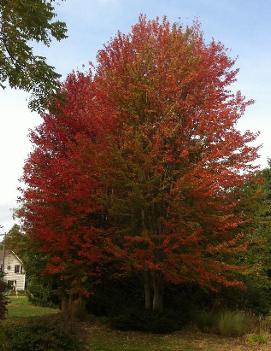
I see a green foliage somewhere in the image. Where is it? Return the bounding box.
[4,225,60,308]
[218,311,252,337]
[0,273,8,320]
[110,308,186,334]
[86,274,193,333]
[195,310,253,337]
[223,165,271,315]
[86,271,211,316]
[27,276,59,308]
[0,0,67,111]
[86,273,144,316]
[246,331,270,345]
[194,310,220,333]
[6,296,57,321]
[219,276,271,315]
[1,224,28,257]
[259,315,271,332]
[0,315,86,351]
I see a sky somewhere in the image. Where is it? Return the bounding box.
[0,0,270,232]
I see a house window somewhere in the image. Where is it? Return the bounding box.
[7,265,11,270]
[15,265,20,274]
[0,264,2,272]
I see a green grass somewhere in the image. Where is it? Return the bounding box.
[87,326,202,351]
[86,324,271,351]
[6,295,58,320]
[4,297,271,350]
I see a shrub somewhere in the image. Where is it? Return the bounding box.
[194,310,253,337]
[86,274,195,332]
[86,274,144,317]
[219,277,271,315]
[26,276,59,308]
[194,310,220,333]
[0,315,86,351]
[218,311,252,337]
[246,331,270,345]
[258,316,268,330]
[0,274,8,320]
[110,308,188,334]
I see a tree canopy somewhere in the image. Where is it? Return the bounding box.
[0,0,67,111]
[20,16,259,313]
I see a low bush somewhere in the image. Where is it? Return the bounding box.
[0,314,86,351]
[257,315,271,332]
[110,308,188,334]
[246,331,270,345]
[86,274,144,317]
[194,310,220,333]
[195,310,253,337]
[218,311,252,337]
[0,275,8,320]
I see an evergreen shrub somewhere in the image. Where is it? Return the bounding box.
[0,315,86,351]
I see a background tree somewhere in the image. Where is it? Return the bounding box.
[1,223,60,307]
[1,224,26,254]
[215,164,271,314]
[0,0,67,111]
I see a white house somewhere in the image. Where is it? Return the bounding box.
[0,250,26,291]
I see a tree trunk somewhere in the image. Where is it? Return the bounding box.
[152,271,163,312]
[144,270,151,310]
[61,296,69,315]
[71,295,87,318]
[61,294,86,320]
[159,278,164,312]
[61,295,72,327]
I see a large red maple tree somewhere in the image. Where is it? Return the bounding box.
[21,16,259,313]
[94,16,259,311]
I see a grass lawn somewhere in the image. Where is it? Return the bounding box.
[86,323,271,351]
[6,295,58,320]
[5,296,271,350]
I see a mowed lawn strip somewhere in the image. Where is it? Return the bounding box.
[5,296,271,351]
[6,295,58,320]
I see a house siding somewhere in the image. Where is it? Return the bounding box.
[1,252,26,291]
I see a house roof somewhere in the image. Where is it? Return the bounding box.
[0,250,23,264]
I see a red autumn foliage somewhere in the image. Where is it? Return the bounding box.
[20,16,259,308]
[20,73,116,295]
[94,16,259,293]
